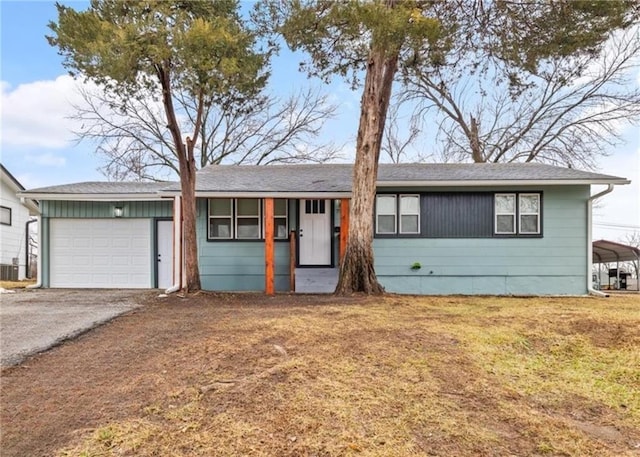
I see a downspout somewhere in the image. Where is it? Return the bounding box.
[26,216,42,289]
[165,196,182,294]
[587,184,614,297]
[25,219,36,279]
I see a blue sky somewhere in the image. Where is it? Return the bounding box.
[1,1,638,242]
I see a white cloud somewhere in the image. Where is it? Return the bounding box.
[1,75,93,149]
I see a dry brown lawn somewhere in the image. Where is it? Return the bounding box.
[1,293,639,457]
[0,279,36,289]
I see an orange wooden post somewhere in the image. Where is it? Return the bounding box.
[265,198,275,295]
[339,198,350,263]
[289,230,296,292]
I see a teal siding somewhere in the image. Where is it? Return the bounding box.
[374,186,589,295]
[41,200,173,218]
[40,200,172,287]
[197,199,291,291]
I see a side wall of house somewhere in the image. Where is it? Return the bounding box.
[196,199,293,291]
[373,185,589,295]
[0,180,31,279]
[40,200,173,287]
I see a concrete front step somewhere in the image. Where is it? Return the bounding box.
[295,268,338,293]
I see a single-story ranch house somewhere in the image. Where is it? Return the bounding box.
[19,163,629,295]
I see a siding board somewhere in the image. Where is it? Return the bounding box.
[42,200,173,218]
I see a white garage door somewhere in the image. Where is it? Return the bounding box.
[50,219,152,288]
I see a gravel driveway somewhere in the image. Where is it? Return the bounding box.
[0,289,148,367]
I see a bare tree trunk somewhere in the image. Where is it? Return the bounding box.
[179,144,202,293]
[158,62,202,292]
[469,115,483,162]
[335,46,398,295]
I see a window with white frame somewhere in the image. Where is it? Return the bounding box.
[376,195,397,234]
[494,192,541,235]
[376,194,421,235]
[399,195,420,234]
[519,193,540,234]
[208,199,233,239]
[263,199,289,239]
[494,194,516,234]
[209,198,289,240]
[236,198,261,239]
[0,206,11,226]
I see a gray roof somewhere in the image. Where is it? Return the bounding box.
[20,163,628,197]
[163,163,627,193]
[22,181,174,195]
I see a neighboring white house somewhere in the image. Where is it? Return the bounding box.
[0,164,39,280]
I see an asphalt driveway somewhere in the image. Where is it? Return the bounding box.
[0,289,147,367]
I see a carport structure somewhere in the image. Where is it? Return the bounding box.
[592,239,640,291]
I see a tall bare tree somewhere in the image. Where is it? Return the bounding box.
[381,102,425,164]
[401,1,640,168]
[49,0,270,292]
[73,84,339,181]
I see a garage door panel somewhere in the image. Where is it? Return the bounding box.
[50,219,152,288]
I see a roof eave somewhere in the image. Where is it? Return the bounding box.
[186,191,352,198]
[376,179,631,187]
[16,192,168,201]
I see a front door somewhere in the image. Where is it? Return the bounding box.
[299,199,331,266]
[156,220,173,288]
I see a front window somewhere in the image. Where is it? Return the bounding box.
[376,195,397,234]
[208,199,233,239]
[519,194,540,234]
[495,194,516,234]
[209,198,288,240]
[399,195,420,234]
[236,199,260,239]
[494,193,542,236]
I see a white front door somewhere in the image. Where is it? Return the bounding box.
[299,199,331,266]
[156,220,173,288]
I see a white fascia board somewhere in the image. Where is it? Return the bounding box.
[376,179,631,187]
[16,192,166,201]
[161,191,353,199]
[21,198,41,215]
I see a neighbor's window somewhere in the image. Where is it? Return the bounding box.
[519,193,540,234]
[1,206,12,226]
[236,198,260,239]
[494,194,516,234]
[376,195,397,234]
[399,195,420,234]
[208,199,233,239]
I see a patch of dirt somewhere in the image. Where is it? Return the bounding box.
[566,318,640,348]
